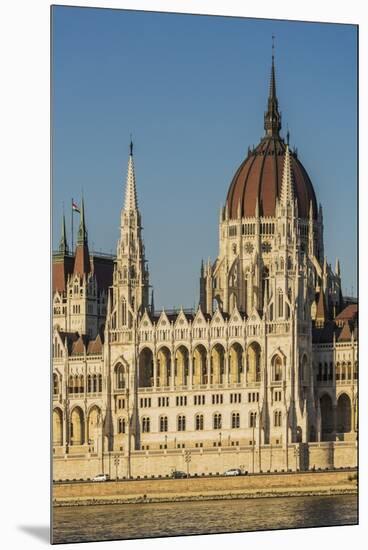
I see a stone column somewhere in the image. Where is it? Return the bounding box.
[153,355,157,388]
[224,352,229,388]
[170,350,175,390]
[242,351,247,387]
[207,350,211,388]
[188,354,193,389]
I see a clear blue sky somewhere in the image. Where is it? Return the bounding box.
[52,6,357,309]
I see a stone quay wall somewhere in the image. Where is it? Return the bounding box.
[53,441,357,481]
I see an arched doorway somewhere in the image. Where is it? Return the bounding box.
[320,394,334,441]
[211,344,225,385]
[157,346,171,387]
[193,345,207,385]
[229,343,243,384]
[53,408,63,446]
[336,393,352,434]
[175,346,189,386]
[70,406,85,446]
[247,342,261,383]
[87,406,101,447]
[139,348,154,387]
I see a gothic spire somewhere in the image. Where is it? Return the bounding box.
[59,213,69,255]
[74,197,91,275]
[124,140,138,212]
[280,145,294,205]
[151,288,155,315]
[264,39,281,138]
[77,197,88,245]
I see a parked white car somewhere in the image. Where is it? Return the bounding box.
[224,468,242,476]
[92,473,110,482]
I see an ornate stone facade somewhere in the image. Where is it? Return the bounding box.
[52,56,357,480]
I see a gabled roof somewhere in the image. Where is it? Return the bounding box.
[337,321,352,342]
[87,333,104,354]
[53,255,74,293]
[335,304,358,323]
[315,291,327,323]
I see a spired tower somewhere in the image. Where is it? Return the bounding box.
[199,52,342,444]
[104,142,150,453]
[110,141,150,331]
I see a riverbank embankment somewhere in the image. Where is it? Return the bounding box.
[53,469,357,507]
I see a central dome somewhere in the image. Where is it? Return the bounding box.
[226,137,317,219]
[226,55,317,220]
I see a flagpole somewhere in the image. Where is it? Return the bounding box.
[71,197,74,254]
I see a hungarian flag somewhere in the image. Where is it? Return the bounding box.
[72,200,80,213]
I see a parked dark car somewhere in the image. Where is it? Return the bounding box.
[171,470,187,479]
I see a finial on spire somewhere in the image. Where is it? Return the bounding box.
[124,139,138,212]
[264,38,281,138]
[151,288,155,315]
[77,197,88,245]
[286,124,290,146]
[59,211,69,255]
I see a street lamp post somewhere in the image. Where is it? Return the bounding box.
[294,446,299,471]
[252,422,255,474]
[114,455,120,480]
[184,450,191,478]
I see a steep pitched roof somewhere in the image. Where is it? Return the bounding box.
[315,291,327,324]
[337,321,352,342]
[87,333,104,355]
[53,255,74,292]
[335,304,358,323]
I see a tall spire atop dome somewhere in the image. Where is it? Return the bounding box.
[264,36,281,138]
[124,139,138,212]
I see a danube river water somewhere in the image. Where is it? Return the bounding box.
[52,494,357,544]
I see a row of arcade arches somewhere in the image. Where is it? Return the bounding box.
[53,405,101,446]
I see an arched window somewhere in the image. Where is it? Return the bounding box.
[274,411,282,427]
[178,415,186,431]
[87,374,92,393]
[92,374,97,393]
[278,290,284,318]
[53,373,59,395]
[232,412,240,429]
[195,414,204,430]
[68,375,74,394]
[249,411,257,428]
[160,416,168,432]
[273,355,283,381]
[118,418,126,434]
[142,417,150,433]
[98,374,102,392]
[213,413,222,430]
[317,363,322,381]
[115,364,125,390]
[336,362,341,381]
[122,298,127,326]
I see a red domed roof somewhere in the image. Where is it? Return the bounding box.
[226,54,318,220]
[226,137,317,219]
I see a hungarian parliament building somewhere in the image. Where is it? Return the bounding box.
[52,56,357,480]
